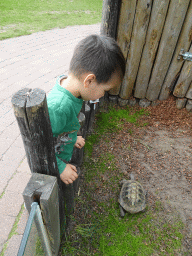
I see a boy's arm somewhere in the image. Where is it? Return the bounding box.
[48,100,78,184]
[56,156,78,184]
[56,156,67,175]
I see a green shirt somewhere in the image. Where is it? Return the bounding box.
[47,75,83,174]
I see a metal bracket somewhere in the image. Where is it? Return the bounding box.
[178,49,192,61]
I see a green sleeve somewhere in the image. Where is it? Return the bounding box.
[48,101,68,174]
[56,156,67,175]
[48,102,67,135]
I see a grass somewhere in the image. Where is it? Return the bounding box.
[95,106,149,134]
[61,105,185,255]
[0,0,103,40]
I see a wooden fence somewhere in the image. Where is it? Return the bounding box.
[11,88,99,255]
[101,0,192,111]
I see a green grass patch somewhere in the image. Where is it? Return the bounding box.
[96,106,149,134]
[0,0,103,40]
[62,190,184,256]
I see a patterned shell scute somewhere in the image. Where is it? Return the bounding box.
[119,180,146,214]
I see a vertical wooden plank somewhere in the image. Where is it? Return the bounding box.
[109,0,137,96]
[100,0,121,39]
[23,173,60,256]
[186,99,192,111]
[12,88,57,176]
[146,0,190,101]
[186,82,192,99]
[159,1,192,100]
[134,0,170,99]
[116,0,137,59]
[119,0,152,100]
[173,45,192,97]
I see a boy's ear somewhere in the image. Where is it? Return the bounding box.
[83,73,96,88]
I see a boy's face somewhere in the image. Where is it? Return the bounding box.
[81,71,123,101]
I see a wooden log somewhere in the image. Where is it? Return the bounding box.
[186,82,192,99]
[176,98,187,109]
[186,99,192,111]
[173,45,192,97]
[159,1,192,100]
[70,111,85,166]
[84,102,91,134]
[116,0,137,59]
[109,0,137,96]
[11,88,57,175]
[11,88,66,237]
[23,173,60,256]
[86,100,99,133]
[100,0,121,39]
[134,0,170,99]
[146,0,190,101]
[119,0,152,100]
[62,166,80,220]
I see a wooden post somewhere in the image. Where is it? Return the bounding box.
[173,45,192,98]
[119,0,152,99]
[186,99,192,111]
[100,0,121,39]
[186,82,192,99]
[109,0,137,96]
[116,0,137,59]
[146,0,190,101]
[11,88,66,236]
[84,102,91,135]
[86,101,99,133]
[159,1,192,101]
[134,0,170,99]
[70,112,85,167]
[23,173,60,256]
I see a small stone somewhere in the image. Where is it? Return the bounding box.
[128,98,137,106]
[108,95,118,105]
[176,98,187,110]
[186,99,192,112]
[99,96,105,107]
[118,98,129,107]
[139,99,151,108]
[151,100,160,107]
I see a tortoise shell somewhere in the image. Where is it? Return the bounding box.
[119,180,146,214]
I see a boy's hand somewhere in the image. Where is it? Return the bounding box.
[75,136,85,149]
[60,164,78,184]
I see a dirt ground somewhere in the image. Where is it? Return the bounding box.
[107,95,192,253]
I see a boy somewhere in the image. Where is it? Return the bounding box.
[47,34,125,185]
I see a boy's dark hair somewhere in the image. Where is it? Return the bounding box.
[69,34,126,83]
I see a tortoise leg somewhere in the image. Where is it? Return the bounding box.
[119,205,125,217]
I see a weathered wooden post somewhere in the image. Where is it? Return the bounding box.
[23,173,60,256]
[86,100,100,133]
[134,0,170,99]
[100,0,121,39]
[119,0,152,100]
[11,88,66,236]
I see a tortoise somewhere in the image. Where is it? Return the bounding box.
[119,173,146,217]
